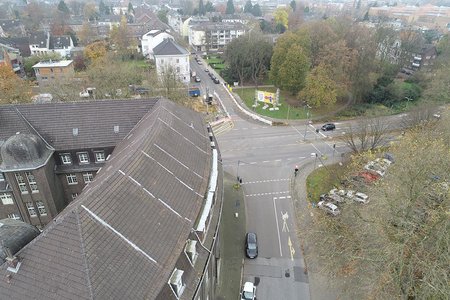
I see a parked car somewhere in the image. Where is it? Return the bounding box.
[213,78,220,84]
[204,68,209,73]
[354,192,369,204]
[194,76,201,82]
[245,232,258,259]
[241,281,256,300]
[321,123,336,131]
[318,201,340,216]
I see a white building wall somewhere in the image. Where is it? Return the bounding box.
[155,54,190,84]
[141,32,174,58]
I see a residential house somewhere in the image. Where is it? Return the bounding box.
[0,44,22,73]
[181,16,209,39]
[0,19,26,37]
[167,11,183,34]
[411,44,437,70]
[0,98,222,300]
[29,32,74,57]
[153,39,190,84]
[0,37,31,57]
[32,60,74,87]
[141,29,174,58]
[189,22,246,52]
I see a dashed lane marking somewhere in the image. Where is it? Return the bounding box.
[246,191,290,197]
[242,178,290,185]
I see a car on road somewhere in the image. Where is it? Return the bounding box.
[353,192,369,204]
[241,281,256,300]
[194,76,201,82]
[321,123,336,131]
[318,201,340,216]
[245,232,258,259]
[197,60,202,65]
[213,78,220,84]
[204,68,209,73]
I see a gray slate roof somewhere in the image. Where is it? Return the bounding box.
[0,99,158,150]
[0,98,211,299]
[49,35,71,49]
[153,39,189,56]
[0,219,40,263]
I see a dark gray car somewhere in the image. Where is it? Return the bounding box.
[245,232,258,258]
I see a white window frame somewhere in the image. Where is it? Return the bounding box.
[66,174,78,185]
[83,172,93,183]
[25,171,39,193]
[0,173,4,181]
[26,202,37,217]
[78,152,89,164]
[0,193,14,205]
[8,213,21,220]
[95,151,106,163]
[71,193,78,200]
[15,173,28,194]
[60,153,72,165]
[169,269,185,298]
[185,240,198,265]
[36,201,47,216]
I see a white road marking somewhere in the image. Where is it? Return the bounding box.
[242,178,290,185]
[273,197,283,257]
[246,191,290,197]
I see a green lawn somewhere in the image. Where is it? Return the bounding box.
[206,56,225,70]
[306,163,347,204]
[235,87,351,120]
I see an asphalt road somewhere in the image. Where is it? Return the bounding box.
[192,59,348,300]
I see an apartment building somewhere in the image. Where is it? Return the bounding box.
[189,22,246,52]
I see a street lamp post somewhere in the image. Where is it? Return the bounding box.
[237,160,241,183]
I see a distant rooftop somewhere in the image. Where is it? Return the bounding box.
[32,60,73,68]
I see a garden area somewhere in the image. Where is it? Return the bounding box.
[234,87,347,120]
[205,55,225,70]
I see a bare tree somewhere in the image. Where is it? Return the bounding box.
[301,112,450,299]
[341,117,391,153]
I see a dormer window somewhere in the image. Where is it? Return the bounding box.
[95,151,105,163]
[60,153,72,165]
[78,152,89,164]
[169,269,185,298]
[185,240,198,265]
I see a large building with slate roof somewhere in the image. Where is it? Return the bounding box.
[0,98,222,299]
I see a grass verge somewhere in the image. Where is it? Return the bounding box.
[305,163,348,204]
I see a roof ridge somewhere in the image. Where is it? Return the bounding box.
[75,208,95,300]
[13,106,55,150]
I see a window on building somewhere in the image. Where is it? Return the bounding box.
[36,201,47,216]
[0,173,4,181]
[95,151,105,162]
[71,193,78,200]
[66,174,78,185]
[26,202,37,217]
[185,240,198,265]
[78,152,89,164]
[169,269,185,298]
[176,66,180,72]
[14,173,28,194]
[8,213,21,220]
[0,193,14,205]
[60,153,72,164]
[25,171,39,193]
[176,58,179,63]
[83,172,93,183]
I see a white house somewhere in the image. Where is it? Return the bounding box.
[29,32,74,58]
[153,39,190,84]
[189,22,246,52]
[141,29,174,58]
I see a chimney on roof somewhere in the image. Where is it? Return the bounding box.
[3,244,21,273]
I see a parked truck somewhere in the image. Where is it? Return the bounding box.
[188,87,201,97]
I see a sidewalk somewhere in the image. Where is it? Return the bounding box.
[216,173,246,300]
[290,158,344,300]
